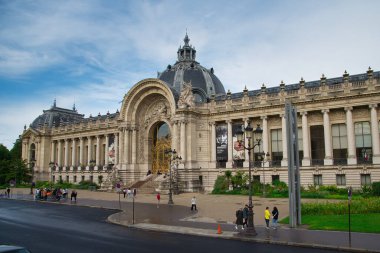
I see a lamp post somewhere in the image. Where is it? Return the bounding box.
[49,161,55,189]
[236,121,263,236]
[262,152,270,197]
[165,149,181,204]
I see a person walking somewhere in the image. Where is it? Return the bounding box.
[235,208,244,231]
[71,190,77,202]
[190,196,197,211]
[156,192,160,208]
[272,206,279,229]
[6,187,10,198]
[123,188,126,198]
[265,206,271,229]
[243,204,249,227]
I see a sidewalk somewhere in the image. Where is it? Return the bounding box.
[6,188,380,253]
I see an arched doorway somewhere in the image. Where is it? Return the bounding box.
[151,122,171,174]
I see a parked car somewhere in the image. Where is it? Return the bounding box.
[0,245,31,253]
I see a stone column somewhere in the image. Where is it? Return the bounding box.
[72,138,76,166]
[322,109,333,165]
[210,122,216,165]
[79,137,84,166]
[104,134,109,166]
[50,141,56,163]
[345,107,357,164]
[87,136,92,165]
[243,119,250,168]
[57,140,62,166]
[172,121,178,152]
[180,120,187,161]
[261,116,269,167]
[281,114,288,167]
[123,127,131,164]
[370,104,380,164]
[131,127,137,164]
[64,139,69,167]
[301,112,311,166]
[118,128,124,164]
[227,120,233,168]
[96,136,100,166]
[114,133,119,165]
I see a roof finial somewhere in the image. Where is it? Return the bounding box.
[184,30,190,46]
[53,98,56,108]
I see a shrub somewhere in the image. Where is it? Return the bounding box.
[76,180,99,190]
[301,198,380,215]
[212,175,228,194]
[231,171,247,189]
[372,182,380,196]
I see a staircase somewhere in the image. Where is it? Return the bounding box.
[128,174,164,194]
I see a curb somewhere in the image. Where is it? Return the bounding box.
[107,216,380,253]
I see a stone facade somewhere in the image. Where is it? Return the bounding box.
[21,36,380,192]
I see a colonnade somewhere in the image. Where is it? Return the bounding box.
[209,104,380,167]
[51,133,118,168]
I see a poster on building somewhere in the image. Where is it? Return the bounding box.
[216,124,228,161]
[232,123,245,160]
[108,135,116,164]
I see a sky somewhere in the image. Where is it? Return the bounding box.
[1,0,380,149]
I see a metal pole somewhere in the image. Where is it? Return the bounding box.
[263,161,266,197]
[168,158,174,204]
[245,144,257,235]
[133,195,135,225]
[118,191,121,209]
[348,186,352,247]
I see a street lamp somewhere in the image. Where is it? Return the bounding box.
[236,121,263,236]
[262,152,270,197]
[49,161,55,189]
[165,149,181,204]
[172,154,182,194]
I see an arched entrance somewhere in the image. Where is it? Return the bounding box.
[151,122,171,174]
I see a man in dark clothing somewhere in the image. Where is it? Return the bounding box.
[272,206,279,229]
[235,208,244,231]
[6,187,10,198]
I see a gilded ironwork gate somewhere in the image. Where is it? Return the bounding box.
[151,138,171,174]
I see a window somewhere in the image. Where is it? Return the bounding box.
[336,174,346,186]
[332,124,348,165]
[90,175,93,183]
[272,175,280,184]
[361,174,371,186]
[271,129,283,167]
[253,175,260,183]
[355,122,372,164]
[81,175,85,182]
[73,175,77,183]
[52,175,55,182]
[59,175,62,182]
[66,175,69,182]
[314,174,322,186]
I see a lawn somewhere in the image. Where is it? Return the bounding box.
[281,213,380,233]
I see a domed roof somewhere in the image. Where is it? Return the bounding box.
[158,34,226,103]
[30,100,84,129]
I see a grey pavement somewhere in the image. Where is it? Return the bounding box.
[4,189,380,253]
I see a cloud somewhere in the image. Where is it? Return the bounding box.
[1,0,380,149]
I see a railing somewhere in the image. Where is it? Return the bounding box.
[357,158,372,165]
[333,158,347,166]
[271,160,281,167]
[329,84,342,90]
[311,159,324,166]
[352,81,366,88]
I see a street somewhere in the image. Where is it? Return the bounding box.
[0,199,341,253]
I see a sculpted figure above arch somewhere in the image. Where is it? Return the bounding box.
[178,81,195,109]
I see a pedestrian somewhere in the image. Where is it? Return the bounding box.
[6,187,10,198]
[127,188,132,198]
[71,190,77,202]
[123,188,126,198]
[156,192,160,208]
[243,204,249,227]
[265,206,271,229]
[190,196,197,211]
[235,208,244,231]
[133,188,137,198]
[272,206,279,229]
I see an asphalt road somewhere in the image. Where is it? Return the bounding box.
[0,199,340,253]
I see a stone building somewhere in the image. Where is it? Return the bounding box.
[21,34,380,191]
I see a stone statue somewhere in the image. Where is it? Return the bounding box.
[178,81,195,108]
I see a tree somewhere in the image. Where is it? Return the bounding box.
[0,144,10,161]
[10,138,22,159]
